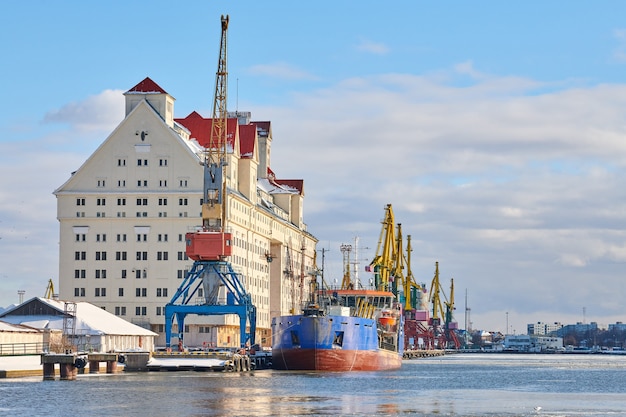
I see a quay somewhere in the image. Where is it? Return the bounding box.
[403,349,446,359]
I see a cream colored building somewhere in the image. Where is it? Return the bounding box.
[55,77,317,348]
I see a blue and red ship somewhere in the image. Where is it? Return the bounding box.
[271,289,404,371]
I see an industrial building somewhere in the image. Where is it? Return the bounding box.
[54,77,317,348]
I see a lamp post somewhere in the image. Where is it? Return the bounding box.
[506,312,509,336]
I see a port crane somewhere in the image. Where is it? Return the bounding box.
[164,15,256,350]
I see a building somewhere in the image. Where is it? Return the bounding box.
[504,334,563,352]
[0,297,156,352]
[54,77,317,348]
[527,321,563,335]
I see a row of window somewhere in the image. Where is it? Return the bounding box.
[76,233,174,243]
[116,158,169,167]
[74,251,189,261]
[77,211,193,218]
[74,268,190,279]
[94,179,189,188]
[74,287,168,297]
[78,197,193,206]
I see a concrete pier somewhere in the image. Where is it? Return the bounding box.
[87,353,119,374]
[41,354,77,380]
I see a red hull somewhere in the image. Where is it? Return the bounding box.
[272,348,402,371]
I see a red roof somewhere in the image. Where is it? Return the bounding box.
[126,77,169,94]
[175,112,237,150]
[239,124,256,158]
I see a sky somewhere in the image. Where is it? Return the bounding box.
[2,1,626,334]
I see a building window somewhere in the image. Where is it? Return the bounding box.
[159,180,167,187]
[157,251,168,261]
[158,234,168,242]
[158,212,167,217]
[121,269,127,279]
[177,251,188,261]
[76,198,85,206]
[75,234,86,242]
[156,288,168,297]
[119,288,124,296]
[96,234,107,242]
[116,251,127,261]
[118,158,126,166]
[117,180,126,187]
[136,234,147,242]
[137,159,148,166]
[116,234,127,242]
[137,198,148,206]
[136,251,148,261]
[97,198,106,206]
[75,251,86,261]
[179,179,188,187]
[95,288,106,297]
[95,270,106,279]
[74,288,85,297]
[137,180,148,187]
[179,198,188,206]
[97,179,106,187]
[159,158,168,166]
[158,198,167,206]
[156,306,162,316]
[95,251,107,261]
[76,212,85,217]
[117,198,126,206]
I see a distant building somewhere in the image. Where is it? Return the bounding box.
[556,322,599,337]
[527,321,563,335]
[0,321,43,354]
[504,334,563,352]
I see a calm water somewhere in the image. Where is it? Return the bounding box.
[1,353,625,417]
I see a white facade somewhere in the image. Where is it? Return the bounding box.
[504,334,563,352]
[54,78,317,348]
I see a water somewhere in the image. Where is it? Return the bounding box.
[1,353,625,416]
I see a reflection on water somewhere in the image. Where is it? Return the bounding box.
[1,354,626,416]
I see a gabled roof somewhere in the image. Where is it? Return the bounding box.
[239,124,257,158]
[125,77,169,95]
[0,320,39,333]
[0,297,156,337]
[175,112,238,150]
[266,167,303,194]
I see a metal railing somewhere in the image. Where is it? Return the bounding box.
[0,342,50,356]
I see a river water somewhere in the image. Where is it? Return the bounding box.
[1,353,625,416]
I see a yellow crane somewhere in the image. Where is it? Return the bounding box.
[368,204,397,292]
[44,279,55,299]
[368,204,423,309]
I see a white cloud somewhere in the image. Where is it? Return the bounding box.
[356,38,389,55]
[246,62,318,81]
[612,28,626,62]
[43,89,124,132]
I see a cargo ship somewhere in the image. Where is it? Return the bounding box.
[271,289,404,371]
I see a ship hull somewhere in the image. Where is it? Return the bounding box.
[272,346,402,371]
[271,314,403,371]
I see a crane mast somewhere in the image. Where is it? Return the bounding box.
[185,14,233,262]
[203,14,229,232]
[165,15,256,350]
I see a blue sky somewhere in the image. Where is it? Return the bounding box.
[2,1,626,333]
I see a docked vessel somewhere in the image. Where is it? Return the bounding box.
[271,289,404,371]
